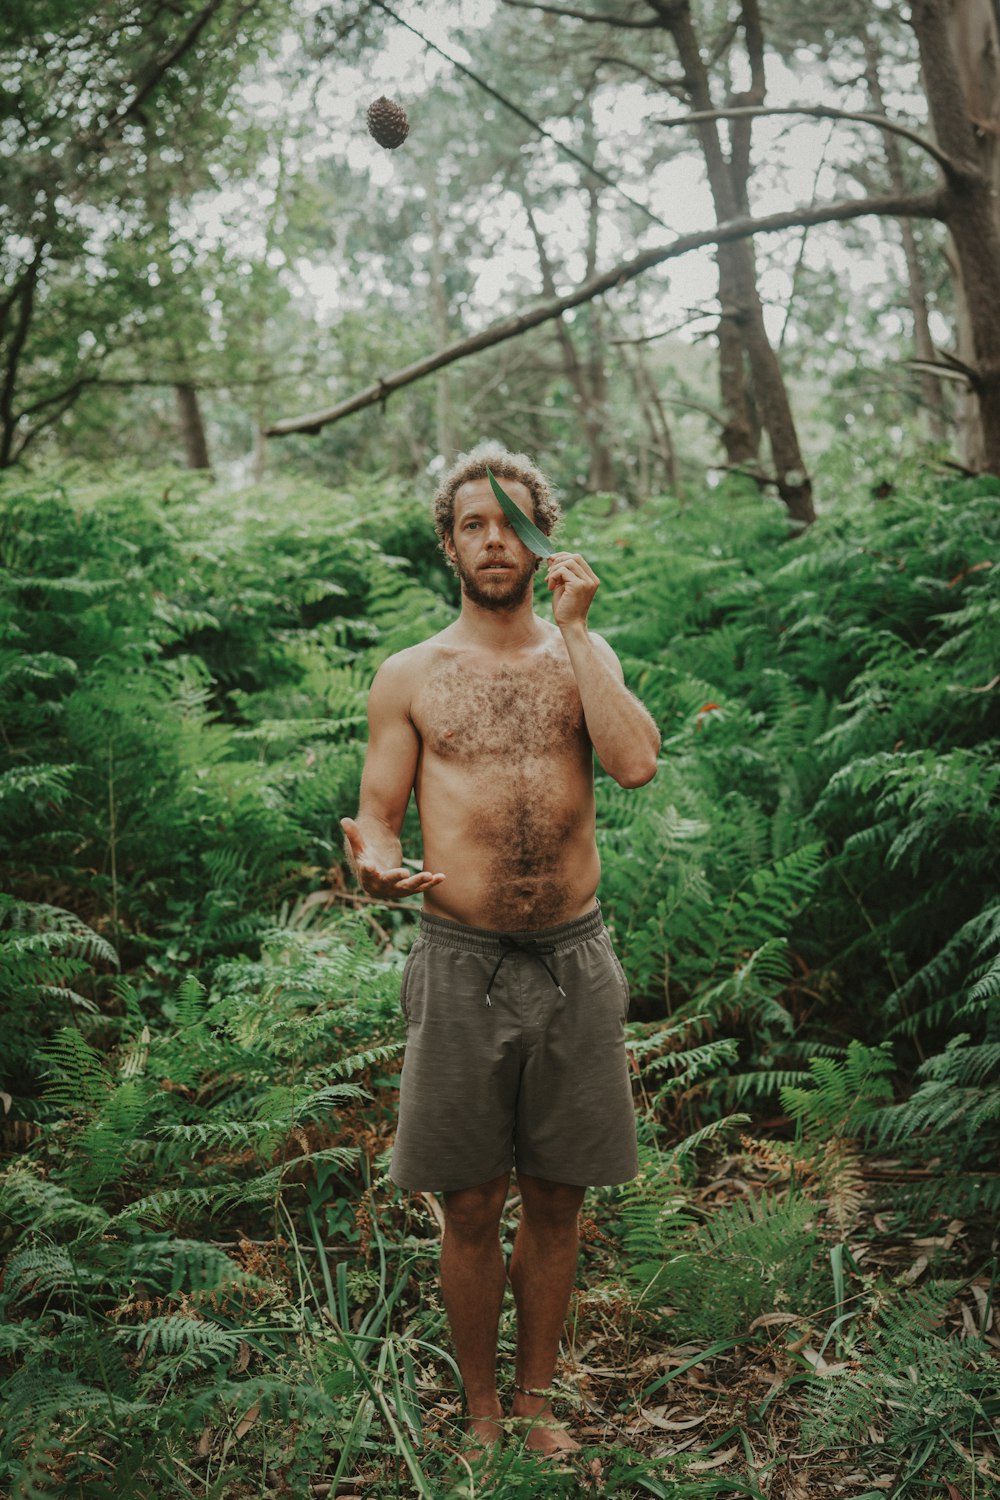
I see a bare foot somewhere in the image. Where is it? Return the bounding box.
[460,1410,504,1465]
[510,1389,580,1458]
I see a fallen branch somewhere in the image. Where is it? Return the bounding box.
[268,188,943,438]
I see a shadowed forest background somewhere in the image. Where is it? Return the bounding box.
[2,2,999,1497]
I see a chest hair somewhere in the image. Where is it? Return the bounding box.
[417,654,584,761]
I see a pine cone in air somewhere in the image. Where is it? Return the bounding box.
[366,96,409,150]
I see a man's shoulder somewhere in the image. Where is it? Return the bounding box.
[375,630,455,678]
[370,632,459,700]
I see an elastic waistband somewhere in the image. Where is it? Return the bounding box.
[418,903,604,956]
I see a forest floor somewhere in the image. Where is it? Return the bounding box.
[260,1109,1000,1500]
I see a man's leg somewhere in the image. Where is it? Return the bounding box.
[508,1172,586,1454]
[440,1171,511,1450]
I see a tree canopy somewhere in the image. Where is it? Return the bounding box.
[4,0,1000,507]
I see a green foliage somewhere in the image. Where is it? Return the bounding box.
[618,1153,825,1341]
[0,928,408,1495]
[576,474,999,1185]
[780,1040,896,1139]
[0,470,445,982]
[0,895,119,1107]
[3,461,999,1494]
[804,1279,1000,1491]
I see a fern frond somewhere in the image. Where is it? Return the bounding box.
[113,1312,245,1370]
[0,1162,109,1232]
[659,1112,750,1168]
[780,1041,895,1139]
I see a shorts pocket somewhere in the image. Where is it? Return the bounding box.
[399,938,425,1022]
[612,953,631,1020]
[600,933,631,1021]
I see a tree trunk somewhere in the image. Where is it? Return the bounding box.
[620,334,680,496]
[862,29,948,444]
[911,0,1000,473]
[424,168,456,461]
[716,273,760,467]
[656,0,815,525]
[717,0,763,468]
[175,382,211,469]
[523,190,617,492]
[0,244,45,468]
[252,404,268,485]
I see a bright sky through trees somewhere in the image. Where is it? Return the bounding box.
[186,0,928,347]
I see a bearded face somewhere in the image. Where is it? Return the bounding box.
[447,476,541,613]
[454,549,537,611]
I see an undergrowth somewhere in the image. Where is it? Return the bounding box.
[2,458,998,1496]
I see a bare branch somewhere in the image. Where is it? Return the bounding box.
[707,16,740,68]
[610,307,720,343]
[268,187,943,438]
[500,0,661,25]
[594,53,688,99]
[906,358,976,386]
[660,394,728,429]
[9,385,86,465]
[16,369,306,420]
[113,0,249,127]
[654,104,966,183]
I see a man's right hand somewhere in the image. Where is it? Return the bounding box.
[340,817,446,900]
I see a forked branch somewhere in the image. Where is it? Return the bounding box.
[654,104,965,182]
[268,187,943,438]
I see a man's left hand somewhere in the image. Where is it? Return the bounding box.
[546,551,599,629]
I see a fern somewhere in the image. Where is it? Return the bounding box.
[867,1036,1000,1155]
[619,1168,825,1340]
[780,1041,895,1139]
[804,1278,1000,1484]
[113,1312,246,1369]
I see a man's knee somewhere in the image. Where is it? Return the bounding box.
[517,1173,586,1229]
[443,1172,509,1243]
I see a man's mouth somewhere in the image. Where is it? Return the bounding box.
[480,562,513,571]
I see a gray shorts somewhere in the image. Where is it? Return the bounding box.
[389,904,639,1193]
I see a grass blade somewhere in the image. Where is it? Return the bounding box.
[486,467,555,557]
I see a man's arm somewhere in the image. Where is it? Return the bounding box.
[340,654,445,899]
[546,551,660,788]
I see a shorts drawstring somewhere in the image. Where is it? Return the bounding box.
[485,934,566,1007]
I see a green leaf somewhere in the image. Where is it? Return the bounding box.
[486,467,555,557]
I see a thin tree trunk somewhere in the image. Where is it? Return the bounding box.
[621,336,680,495]
[717,0,763,468]
[424,168,455,461]
[862,29,947,443]
[659,0,814,525]
[580,113,617,491]
[252,400,268,484]
[0,246,43,468]
[175,382,211,469]
[911,0,1000,474]
[523,189,617,491]
[716,271,759,466]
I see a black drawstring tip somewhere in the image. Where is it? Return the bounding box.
[484,936,563,1006]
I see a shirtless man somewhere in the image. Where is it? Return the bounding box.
[341,443,659,1458]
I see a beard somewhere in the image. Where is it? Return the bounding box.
[456,556,536,612]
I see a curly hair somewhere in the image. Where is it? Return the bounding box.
[432,442,561,571]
